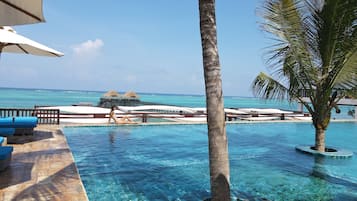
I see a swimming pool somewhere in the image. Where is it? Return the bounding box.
[64,122,357,201]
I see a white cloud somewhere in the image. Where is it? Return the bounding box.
[72,39,104,58]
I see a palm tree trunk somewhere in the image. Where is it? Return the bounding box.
[198,0,230,200]
[312,96,329,153]
[315,126,326,152]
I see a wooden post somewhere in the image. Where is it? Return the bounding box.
[142,114,148,123]
[56,109,60,124]
[280,113,285,120]
[299,103,304,113]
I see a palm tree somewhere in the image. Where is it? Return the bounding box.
[252,0,357,152]
[198,0,230,200]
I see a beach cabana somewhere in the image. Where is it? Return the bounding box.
[103,90,121,97]
[99,90,141,107]
[124,91,139,99]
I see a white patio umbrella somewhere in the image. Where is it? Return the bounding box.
[0,26,63,57]
[0,0,45,26]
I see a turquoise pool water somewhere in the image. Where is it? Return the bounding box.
[64,122,357,201]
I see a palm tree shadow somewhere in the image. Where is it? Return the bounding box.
[0,148,71,189]
[0,162,33,189]
[10,163,85,201]
[6,130,54,144]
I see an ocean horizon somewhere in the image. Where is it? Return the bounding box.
[0,87,354,119]
[0,86,256,98]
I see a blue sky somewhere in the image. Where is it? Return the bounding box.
[0,0,269,97]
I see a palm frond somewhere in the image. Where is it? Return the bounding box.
[331,51,357,90]
[345,87,357,98]
[330,33,357,89]
[252,72,289,100]
[318,0,357,87]
[260,0,319,94]
[254,0,357,117]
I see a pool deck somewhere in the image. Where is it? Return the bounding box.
[0,125,88,201]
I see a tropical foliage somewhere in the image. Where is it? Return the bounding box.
[252,0,357,152]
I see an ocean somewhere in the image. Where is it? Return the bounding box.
[0,87,354,119]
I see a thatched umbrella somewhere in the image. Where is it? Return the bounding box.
[103,90,120,97]
[124,91,139,99]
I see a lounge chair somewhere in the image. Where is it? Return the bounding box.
[0,118,16,137]
[0,128,15,137]
[0,146,13,171]
[0,117,14,127]
[13,117,38,135]
[0,117,38,135]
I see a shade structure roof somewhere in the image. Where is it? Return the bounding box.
[0,0,45,26]
[103,90,121,97]
[0,26,63,57]
[124,91,139,98]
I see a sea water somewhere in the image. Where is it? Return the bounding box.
[64,123,357,201]
[0,87,354,119]
[0,87,291,108]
